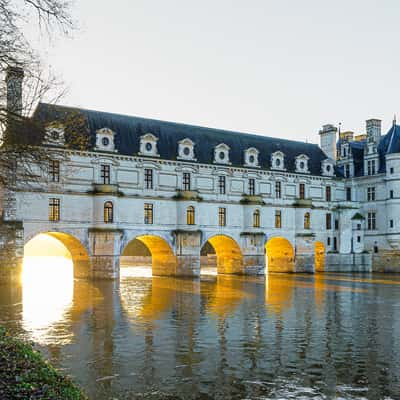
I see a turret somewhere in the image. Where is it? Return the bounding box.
[319,124,337,162]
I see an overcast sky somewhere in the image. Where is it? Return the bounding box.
[29,0,400,143]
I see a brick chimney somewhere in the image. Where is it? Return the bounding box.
[6,66,24,115]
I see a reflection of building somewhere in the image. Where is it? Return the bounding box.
[5,66,400,281]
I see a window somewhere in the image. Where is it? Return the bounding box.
[390,167,394,174]
[49,198,60,221]
[186,206,195,225]
[367,160,376,175]
[390,190,394,199]
[144,203,153,224]
[144,168,153,189]
[357,236,361,243]
[275,181,281,198]
[253,209,260,228]
[346,187,352,201]
[304,212,311,229]
[367,212,376,230]
[357,223,361,230]
[218,207,226,227]
[367,187,376,201]
[49,160,60,182]
[100,164,110,184]
[248,178,255,195]
[218,176,226,194]
[390,219,394,228]
[326,186,331,202]
[335,219,339,230]
[183,172,191,191]
[104,201,113,223]
[333,237,337,251]
[327,237,331,246]
[299,183,305,199]
[275,210,282,228]
[344,164,350,178]
[326,213,332,230]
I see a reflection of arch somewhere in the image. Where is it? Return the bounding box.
[265,237,295,273]
[202,235,243,274]
[24,232,91,279]
[314,241,325,272]
[121,235,177,276]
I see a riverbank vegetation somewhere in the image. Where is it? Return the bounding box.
[0,327,87,399]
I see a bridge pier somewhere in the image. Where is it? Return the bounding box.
[89,228,123,280]
[241,233,265,275]
[294,234,315,273]
[174,230,201,277]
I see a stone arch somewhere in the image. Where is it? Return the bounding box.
[24,231,91,279]
[201,234,243,274]
[314,241,325,272]
[121,235,177,276]
[265,236,295,273]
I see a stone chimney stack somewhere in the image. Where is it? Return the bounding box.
[319,124,338,161]
[6,65,24,116]
[366,119,381,143]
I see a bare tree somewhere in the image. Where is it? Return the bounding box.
[0,0,89,189]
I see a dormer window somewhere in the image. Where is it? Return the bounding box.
[295,154,310,173]
[244,147,259,167]
[178,138,196,161]
[214,143,230,165]
[271,151,285,170]
[95,127,116,152]
[322,158,335,177]
[44,124,65,146]
[139,133,159,157]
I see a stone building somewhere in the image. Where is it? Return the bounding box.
[2,67,395,281]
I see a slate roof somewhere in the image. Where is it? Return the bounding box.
[336,124,400,176]
[33,103,330,176]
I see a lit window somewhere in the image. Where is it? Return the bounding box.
[367,212,376,230]
[144,168,153,189]
[218,207,226,227]
[299,183,305,200]
[183,172,191,191]
[49,198,60,221]
[218,176,226,194]
[253,209,260,228]
[187,206,195,225]
[104,201,113,223]
[144,203,153,224]
[100,164,110,184]
[304,212,311,229]
[275,210,282,228]
[275,181,281,198]
[49,160,60,182]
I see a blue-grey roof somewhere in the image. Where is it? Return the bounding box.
[33,103,330,176]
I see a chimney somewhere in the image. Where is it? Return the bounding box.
[319,124,338,161]
[366,119,381,143]
[6,65,24,115]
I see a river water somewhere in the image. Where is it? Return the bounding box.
[1,259,400,399]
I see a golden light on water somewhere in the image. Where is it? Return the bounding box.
[22,234,74,343]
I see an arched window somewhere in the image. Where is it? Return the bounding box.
[104,201,113,223]
[253,209,260,228]
[304,212,310,229]
[187,206,195,225]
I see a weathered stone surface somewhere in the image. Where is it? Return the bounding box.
[325,253,372,272]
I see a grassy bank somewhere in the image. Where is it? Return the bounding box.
[0,327,87,400]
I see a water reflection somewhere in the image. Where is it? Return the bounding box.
[21,256,74,344]
[2,265,400,399]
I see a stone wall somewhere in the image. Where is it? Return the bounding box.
[372,251,400,272]
[0,221,24,283]
[325,253,372,272]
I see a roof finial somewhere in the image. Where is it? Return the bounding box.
[393,114,397,127]
[338,122,341,137]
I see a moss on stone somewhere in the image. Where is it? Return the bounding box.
[0,327,87,400]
